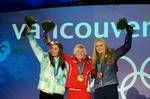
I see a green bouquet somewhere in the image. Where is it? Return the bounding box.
[117,17,128,30]
[42,20,55,33]
[22,16,37,36]
[25,16,37,27]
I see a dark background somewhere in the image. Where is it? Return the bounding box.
[0,0,150,13]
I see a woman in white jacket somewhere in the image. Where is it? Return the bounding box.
[24,25,68,99]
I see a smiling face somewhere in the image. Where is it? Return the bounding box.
[74,48,85,61]
[94,39,107,55]
[73,44,86,61]
[95,41,105,55]
[50,44,59,57]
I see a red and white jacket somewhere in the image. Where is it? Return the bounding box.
[64,54,92,91]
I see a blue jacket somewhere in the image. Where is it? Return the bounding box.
[94,31,132,89]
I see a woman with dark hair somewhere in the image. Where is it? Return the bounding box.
[92,23,134,99]
[24,25,68,99]
[45,31,93,99]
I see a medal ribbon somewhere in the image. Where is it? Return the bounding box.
[77,62,86,75]
[54,57,60,76]
[97,63,102,72]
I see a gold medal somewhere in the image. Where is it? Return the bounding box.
[77,75,84,82]
[77,62,86,82]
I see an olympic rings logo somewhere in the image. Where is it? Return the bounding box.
[118,56,150,99]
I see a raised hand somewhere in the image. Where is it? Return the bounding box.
[22,25,30,36]
[42,20,56,47]
[42,20,55,33]
[126,25,135,33]
[117,17,135,34]
[22,16,37,36]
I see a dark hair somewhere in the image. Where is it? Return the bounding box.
[48,42,66,70]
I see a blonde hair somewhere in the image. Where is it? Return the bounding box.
[73,44,86,55]
[92,38,115,69]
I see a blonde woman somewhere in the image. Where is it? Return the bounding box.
[65,44,92,99]
[92,25,134,99]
